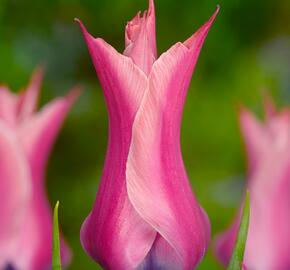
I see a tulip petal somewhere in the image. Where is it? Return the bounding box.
[0,86,17,126]
[75,16,150,159]
[240,108,266,175]
[9,89,78,270]
[81,199,156,270]
[216,103,290,270]
[19,87,80,180]
[137,234,182,270]
[126,10,218,269]
[0,72,75,269]
[183,6,219,51]
[266,109,290,147]
[0,121,31,268]
[216,165,290,270]
[77,20,158,270]
[76,19,148,102]
[17,67,44,121]
[215,221,239,267]
[78,7,218,270]
[263,94,276,121]
[124,0,157,74]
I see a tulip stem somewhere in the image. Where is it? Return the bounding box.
[52,201,62,270]
[227,191,250,270]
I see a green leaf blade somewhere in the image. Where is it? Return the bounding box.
[52,201,62,270]
[227,191,250,270]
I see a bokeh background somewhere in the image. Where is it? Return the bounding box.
[0,0,290,269]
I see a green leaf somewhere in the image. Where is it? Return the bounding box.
[52,201,62,270]
[227,191,250,270]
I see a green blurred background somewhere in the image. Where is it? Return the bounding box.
[0,0,289,269]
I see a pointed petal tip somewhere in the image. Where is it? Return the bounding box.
[74,18,86,32]
[28,65,45,92]
[32,65,45,81]
[74,18,93,39]
[17,65,45,120]
[238,105,261,134]
[74,17,82,25]
[216,4,221,12]
[237,103,248,115]
[239,107,255,125]
[28,66,44,91]
[75,18,107,53]
[262,92,277,119]
[148,0,155,16]
[124,0,157,66]
[66,86,82,105]
[198,5,220,31]
[207,5,220,26]
[183,5,220,49]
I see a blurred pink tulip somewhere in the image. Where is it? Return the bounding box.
[77,1,219,269]
[0,69,79,270]
[215,99,290,270]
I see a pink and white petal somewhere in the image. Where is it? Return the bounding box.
[242,263,248,270]
[244,158,290,270]
[124,0,157,74]
[11,89,78,270]
[77,20,158,270]
[76,19,148,106]
[126,49,208,267]
[268,165,290,269]
[240,107,267,175]
[137,234,182,270]
[126,11,217,269]
[217,104,290,270]
[266,109,290,149]
[18,87,80,181]
[0,121,31,268]
[81,195,156,270]
[17,67,44,121]
[244,163,290,269]
[80,92,156,269]
[0,86,18,126]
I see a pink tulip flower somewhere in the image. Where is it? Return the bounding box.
[215,99,290,270]
[77,1,219,269]
[0,69,79,270]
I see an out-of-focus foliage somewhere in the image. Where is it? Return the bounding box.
[0,0,289,269]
